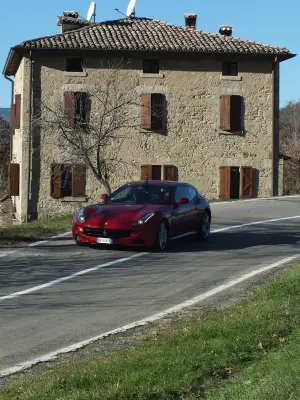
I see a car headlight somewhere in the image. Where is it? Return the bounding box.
[132,211,155,226]
[77,208,86,223]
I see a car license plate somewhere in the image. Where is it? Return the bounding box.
[96,238,113,245]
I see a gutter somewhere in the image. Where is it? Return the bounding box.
[26,50,33,223]
[272,56,279,196]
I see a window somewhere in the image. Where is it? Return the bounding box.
[8,163,20,196]
[143,59,160,74]
[51,164,86,199]
[108,184,175,205]
[222,61,238,76]
[64,91,89,129]
[141,93,166,132]
[219,94,243,132]
[175,186,190,203]
[187,186,197,201]
[141,165,162,180]
[65,58,84,73]
[141,165,178,181]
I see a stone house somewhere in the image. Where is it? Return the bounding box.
[2,12,295,222]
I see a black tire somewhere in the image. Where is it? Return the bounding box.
[198,211,211,241]
[154,221,169,251]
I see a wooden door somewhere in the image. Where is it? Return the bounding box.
[219,166,231,200]
[240,166,253,198]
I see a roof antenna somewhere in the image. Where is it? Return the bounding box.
[114,8,127,18]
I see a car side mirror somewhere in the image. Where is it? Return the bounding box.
[100,193,108,202]
[178,197,189,205]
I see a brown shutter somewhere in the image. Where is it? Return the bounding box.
[15,94,21,129]
[219,166,231,200]
[152,93,164,131]
[51,164,61,199]
[230,95,242,131]
[64,92,75,129]
[220,95,231,131]
[163,165,177,181]
[240,166,253,199]
[72,165,86,197]
[141,94,152,130]
[141,165,153,180]
[10,104,16,134]
[8,163,20,196]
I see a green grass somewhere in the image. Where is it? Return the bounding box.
[2,264,300,399]
[0,214,73,245]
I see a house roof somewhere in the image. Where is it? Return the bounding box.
[3,17,296,76]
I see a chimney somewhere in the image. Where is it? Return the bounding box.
[219,25,233,37]
[184,14,197,29]
[57,11,82,33]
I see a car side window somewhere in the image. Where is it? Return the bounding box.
[187,186,197,201]
[175,186,190,203]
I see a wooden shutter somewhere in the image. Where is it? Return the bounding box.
[10,104,16,134]
[219,166,231,200]
[141,165,153,180]
[152,93,164,131]
[51,164,61,199]
[240,166,253,199]
[64,92,75,129]
[230,95,242,131]
[15,94,21,129]
[72,165,86,197]
[220,95,231,131]
[163,165,177,181]
[8,163,20,196]
[141,94,152,130]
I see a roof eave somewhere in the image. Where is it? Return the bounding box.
[2,48,23,76]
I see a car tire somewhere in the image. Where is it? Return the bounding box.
[198,211,211,241]
[154,221,169,251]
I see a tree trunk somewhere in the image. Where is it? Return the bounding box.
[101,179,112,195]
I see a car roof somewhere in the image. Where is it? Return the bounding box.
[126,180,191,187]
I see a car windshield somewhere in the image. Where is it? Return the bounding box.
[107,184,175,205]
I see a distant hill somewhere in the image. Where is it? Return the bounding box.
[0,108,10,123]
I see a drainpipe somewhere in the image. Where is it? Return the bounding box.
[26,51,33,223]
[4,74,14,162]
[272,56,279,197]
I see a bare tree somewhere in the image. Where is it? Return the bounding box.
[0,115,10,195]
[34,59,165,195]
[280,100,300,160]
[280,100,300,195]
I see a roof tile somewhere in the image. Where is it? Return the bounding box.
[14,17,293,58]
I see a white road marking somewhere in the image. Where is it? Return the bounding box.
[211,194,300,205]
[1,215,300,302]
[1,252,299,378]
[0,253,148,302]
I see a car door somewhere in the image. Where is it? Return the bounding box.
[187,185,203,231]
[170,185,194,238]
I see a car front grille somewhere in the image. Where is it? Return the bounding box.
[83,228,133,239]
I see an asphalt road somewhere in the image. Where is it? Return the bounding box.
[0,197,300,373]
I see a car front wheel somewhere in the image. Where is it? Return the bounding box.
[198,211,211,240]
[154,221,169,251]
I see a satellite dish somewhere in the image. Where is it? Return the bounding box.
[87,1,96,22]
[126,0,136,17]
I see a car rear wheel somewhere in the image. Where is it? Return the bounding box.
[154,221,169,251]
[198,211,211,240]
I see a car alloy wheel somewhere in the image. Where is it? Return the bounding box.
[199,211,211,240]
[155,221,168,251]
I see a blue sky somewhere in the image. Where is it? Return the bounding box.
[1,0,298,108]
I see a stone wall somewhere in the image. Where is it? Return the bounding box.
[13,51,277,219]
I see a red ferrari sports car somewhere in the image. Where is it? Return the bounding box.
[72,180,211,251]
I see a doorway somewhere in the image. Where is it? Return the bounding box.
[219,166,253,200]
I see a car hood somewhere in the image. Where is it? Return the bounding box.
[79,203,165,228]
